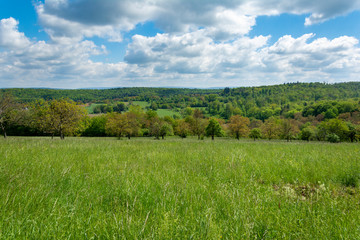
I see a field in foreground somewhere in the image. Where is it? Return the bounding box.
[0,137,359,239]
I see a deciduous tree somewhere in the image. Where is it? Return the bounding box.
[34,99,87,139]
[249,128,261,141]
[228,115,250,140]
[106,112,130,139]
[160,122,173,139]
[299,126,316,142]
[175,119,191,138]
[206,118,223,140]
[82,115,107,137]
[0,93,20,138]
[186,109,208,140]
[280,119,300,142]
[261,117,280,140]
[124,112,142,139]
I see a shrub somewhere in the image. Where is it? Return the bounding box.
[326,133,340,143]
[299,126,315,141]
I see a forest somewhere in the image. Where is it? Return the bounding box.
[1,82,360,142]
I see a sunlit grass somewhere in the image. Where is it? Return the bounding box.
[131,101,150,109]
[156,109,181,118]
[85,103,105,114]
[0,137,359,239]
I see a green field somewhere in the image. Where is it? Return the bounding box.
[131,101,150,109]
[0,137,360,239]
[156,109,181,118]
[131,101,180,117]
[85,103,104,114]
[86,101,181,118]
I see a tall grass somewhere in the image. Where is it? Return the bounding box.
[0,137,359,239]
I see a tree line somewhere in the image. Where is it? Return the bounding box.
[3,82,359,122]
[1,93,359,142]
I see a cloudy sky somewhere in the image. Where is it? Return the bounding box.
[0,0,360,89]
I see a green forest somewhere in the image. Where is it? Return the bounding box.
[1,82,360,142]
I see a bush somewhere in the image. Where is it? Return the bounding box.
[300,126,315,141]
[326,133,340,143]
[249,128,261,141]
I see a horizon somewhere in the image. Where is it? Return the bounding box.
[0,81,358,91]
[1,1,360,89]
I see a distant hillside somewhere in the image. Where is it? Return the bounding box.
[0,87,221,102]
[1,82,359,104]
[227,82,360,104]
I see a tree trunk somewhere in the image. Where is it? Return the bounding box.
[162,135,164,140]
[128,135,131,140]
[211,135,214,140]
[1,125,6,139]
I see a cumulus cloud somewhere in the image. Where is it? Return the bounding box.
[2,0,360,88]
[303,0,360,25]
[0,18,31,49]
[35,0,360,42]
[0,21,119,88]
[1,16,360,88]
[3,27,357,88]
[125,30,269,74]
[36,3,125,43]
[261,34,360,76]
[123,32,360,86]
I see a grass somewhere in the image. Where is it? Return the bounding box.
[131,101,150,109]
[131,101,180,117]
[156,109,181,118]
[0,137,360,239]
[86,101,180,118]
[131,101,181,117]
[85,103,104,114]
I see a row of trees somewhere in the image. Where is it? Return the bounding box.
[89,96,359,122]
[0,94,86,139]
[3,83,360,120]
[1,94,360,142]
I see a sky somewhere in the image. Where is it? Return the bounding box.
[0,0,360,89]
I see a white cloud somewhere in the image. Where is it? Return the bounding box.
[123,32,360,86]
[303,0,360,25]
[35,0,360,43]
[2,18,359,89]
[0,18,31,49]
[36,4,125,43]
[0,24,118,88]
[2,0,360,88]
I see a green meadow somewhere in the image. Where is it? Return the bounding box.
[85,101,180,117]
[156,109,181,118]
[0,137,359,239]
[85,103,105,114]
[131,101,150,109]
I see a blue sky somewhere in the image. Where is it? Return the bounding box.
[0,0,360,89]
